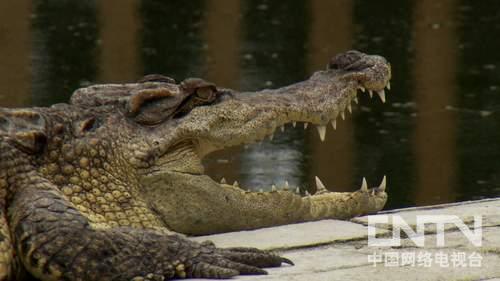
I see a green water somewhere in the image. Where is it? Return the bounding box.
[0,0,499,210]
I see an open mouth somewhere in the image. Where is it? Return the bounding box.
[144,50,392,206]
[202,78,391,196]
[140,51,391,234]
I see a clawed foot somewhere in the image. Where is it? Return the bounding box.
[186,241,293,279]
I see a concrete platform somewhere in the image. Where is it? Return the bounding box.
[189,198,500,281]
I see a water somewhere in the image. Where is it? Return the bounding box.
[0,0,499,210]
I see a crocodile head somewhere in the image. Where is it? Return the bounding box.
[2,50,391,235]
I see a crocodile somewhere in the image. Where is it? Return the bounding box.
[0,50,391,280]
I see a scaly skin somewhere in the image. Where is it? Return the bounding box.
[0,50,391,280]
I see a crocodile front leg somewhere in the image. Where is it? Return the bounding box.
[1,159,15,281]
[8,184,291,280]
[0,209,14,281]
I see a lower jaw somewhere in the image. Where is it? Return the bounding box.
[140,169,387,235]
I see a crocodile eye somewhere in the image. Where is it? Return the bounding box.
[195,86,216,101]
[180,78,217,100]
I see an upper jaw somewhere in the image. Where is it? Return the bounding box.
[173,51,391,154]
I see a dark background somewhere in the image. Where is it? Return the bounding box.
[1,0,499,209]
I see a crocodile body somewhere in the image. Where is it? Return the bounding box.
[0,50,391,280]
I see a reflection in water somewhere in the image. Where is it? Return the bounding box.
[1,0,500,208]
[0,0,32,107]
[352,0,416,208]
[140,0,205,79]
[238,1,309,191]
[456,2,500,202]
[307,0,354,193]
[203,0,241,89]
[98,0,140,82]
[413,0,458,206]
[202,0,242,183]
[32,0,98,106]
[241,133,306,190]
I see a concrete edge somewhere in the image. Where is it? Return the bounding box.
[374,197,500,214]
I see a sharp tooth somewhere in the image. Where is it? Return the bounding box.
[315,176,327,193]
[377,89,386,103]
[354,97,359,104]
[233,181,239,187]
[369,90,373,98]
[220,177,227,184]
[371,189,376,196]
[304,122,309,129]
[360,177,368,191]
[285,181,289,188]
[386,81,391,90]
[347,103,352,113]
[305,190,311,196]
[316,125,327,142]
[341,111,345,120]
[331,119,337,130]
[292,121,297,128]
[295,187,300,194]
[379,175,387,191]
[359,86,366,92]
[271,184,277,191]
[281,125,285,132]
